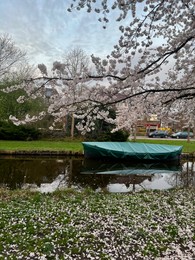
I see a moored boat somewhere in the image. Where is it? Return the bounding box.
[82,142,183,161]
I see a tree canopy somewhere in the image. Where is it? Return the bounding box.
[3,1,195,134]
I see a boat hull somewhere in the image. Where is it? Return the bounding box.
[82,142,183,161]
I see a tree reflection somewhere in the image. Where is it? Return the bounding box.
[165,159,195,188]
[180,159,195,187]
[0,156,72,189]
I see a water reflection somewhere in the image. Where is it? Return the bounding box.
[0,155,194,192]
[80,159,181,192]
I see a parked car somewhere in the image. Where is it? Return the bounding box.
[171,131,194,139]
[148,130,169,138]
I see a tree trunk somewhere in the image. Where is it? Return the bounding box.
[187,126,190,143]
[71,113,75,139]
[132,124,137,142]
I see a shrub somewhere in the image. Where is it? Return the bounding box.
[0,121,41,140]
[85,129,129,142]
[110,130,129,141]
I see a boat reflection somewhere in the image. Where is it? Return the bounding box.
[80,159,181,192]
[81,159,180,174]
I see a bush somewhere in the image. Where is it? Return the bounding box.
[85,129,129,142]
[0,121,41,140]
[110,130,129,141]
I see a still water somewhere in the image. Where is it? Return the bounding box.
[0,155,194,193]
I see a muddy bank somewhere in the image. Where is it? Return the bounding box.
[0,150,83,156]
[0,150,194,160]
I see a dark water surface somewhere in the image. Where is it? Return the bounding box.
[0,155,194,192]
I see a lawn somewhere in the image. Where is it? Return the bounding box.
[0,188,194,259]
[0,140,83,153]
[0,138,195,153]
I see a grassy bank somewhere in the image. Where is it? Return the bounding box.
[0,140,83,153]
[0,138,195,153]
[0,188,194,259]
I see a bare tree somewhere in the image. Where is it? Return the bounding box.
[0,34,27,81]
[63,48,89,78]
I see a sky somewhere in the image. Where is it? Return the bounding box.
[0,0,123,67]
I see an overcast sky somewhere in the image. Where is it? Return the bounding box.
[0,0,124,67]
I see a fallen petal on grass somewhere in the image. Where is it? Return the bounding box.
[0,188,194,259]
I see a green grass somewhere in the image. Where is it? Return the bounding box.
[0,188,194,259]
[0,140,83,152]
[0,138,195,153]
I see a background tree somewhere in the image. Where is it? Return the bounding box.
[0,87,45,121]
[0,34,47,128]
[38,47,90,137]
[64,48,89,138]
[0,34,25,78]
[0,34,33,87]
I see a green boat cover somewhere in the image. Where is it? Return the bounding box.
[82,142,183,161]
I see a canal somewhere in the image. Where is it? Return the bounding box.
[0,155,194,192]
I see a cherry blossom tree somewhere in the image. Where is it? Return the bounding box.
[66,0,195,133]
[7,1,195,135]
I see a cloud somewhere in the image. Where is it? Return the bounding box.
[0,0,123,66]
